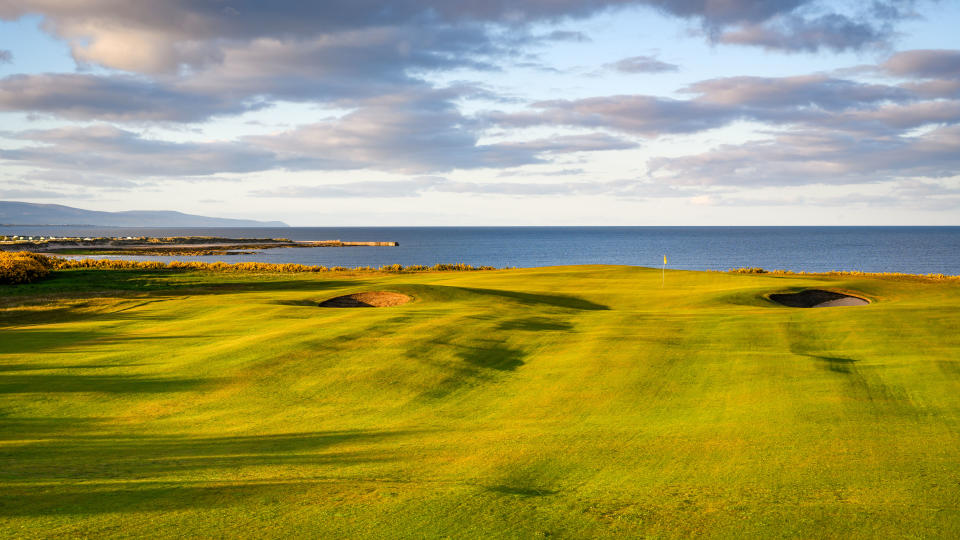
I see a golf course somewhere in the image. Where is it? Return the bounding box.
[2,264,959,538]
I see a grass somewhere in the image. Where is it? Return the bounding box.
[1,265,959,538]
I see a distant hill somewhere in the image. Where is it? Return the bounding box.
[0,201,288,227]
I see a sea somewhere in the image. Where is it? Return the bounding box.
[2,226,959,274]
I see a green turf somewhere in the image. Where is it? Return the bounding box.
[1,266,959,538]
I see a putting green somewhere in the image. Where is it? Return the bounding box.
[1,265,959,538]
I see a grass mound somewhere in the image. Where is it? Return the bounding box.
[318,291,412,307]
[770,289,869,307]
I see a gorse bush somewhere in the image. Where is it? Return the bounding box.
[725,267,960,282]
[49,258,496,274]
[0,251,57,284]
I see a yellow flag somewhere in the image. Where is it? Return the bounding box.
[663,255,667,265]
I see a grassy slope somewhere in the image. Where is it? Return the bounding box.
[1,266,959,538]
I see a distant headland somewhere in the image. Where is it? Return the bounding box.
[0,201,288,227]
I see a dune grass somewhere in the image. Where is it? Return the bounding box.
[1,265,959,538]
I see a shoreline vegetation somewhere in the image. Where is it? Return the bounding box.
[0,235,398,256]
[0,251,495,284]
[2,250,957,285]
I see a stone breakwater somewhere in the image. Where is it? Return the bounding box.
[0,236,398,256]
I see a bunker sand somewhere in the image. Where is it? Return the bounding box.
[770,289,869,308]
[318,291,412,307]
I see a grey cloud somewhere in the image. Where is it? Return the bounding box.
[488,95,737,135]
[716,12,889,53]
[253,175,690,198]
[0,1,639,74]
[1,125,277,177]
[491,133,638,153]
[882,49,960,79]
[543,30,591,42]
[0,73,265,122]
[23,169,139,188]
[648,125,960,187]
[249,91,538,173]
[902,79,960,99]
[0,98,634,180]
[819,101,960,133]
[0,1,906,77]
[0,189,87,199]
[0,49,11,64]
[489,68,957,138]
[606,55,678,73]
[683,75,911,109]
[0,2,921,127]
[248,91,636,173]
[687,179,960,210]
[498,168,587,177]
[252,177,447,198]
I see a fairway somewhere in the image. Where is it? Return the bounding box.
[2,266,959,538]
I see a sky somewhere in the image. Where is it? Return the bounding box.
[0,1,959,226]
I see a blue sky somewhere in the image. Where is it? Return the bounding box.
[1,1,959,225]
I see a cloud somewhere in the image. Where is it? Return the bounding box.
[683,74,911,109]
[253,175,690,198]
[650,0,911,53]
[716,12,889,52]
[0,49,11,64]
[648,125,960,187]
[0,96,636,181]
[882,49,960,80]
[491,133,638,153]
[247,90,636,173]
[0,1,908,78]
[0,1,638,74]
[487,95,737,135]
[606,55,678,73]
[0,73,266,122]
[489,68,959,138]
[252,177,447,198]
[0,125,277,177]
[543,30,591,42]
[0,2,922,128]
[498,168,587,177]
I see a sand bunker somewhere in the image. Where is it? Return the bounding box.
[769,289,869,308]
[318,291,412,308]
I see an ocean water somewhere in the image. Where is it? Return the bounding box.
[2,226,959,274]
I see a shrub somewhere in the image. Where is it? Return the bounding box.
[48,257,498,274]
[0,251,56,284]
[729,267,768,274]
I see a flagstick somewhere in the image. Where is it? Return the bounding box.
[661,255,665,288]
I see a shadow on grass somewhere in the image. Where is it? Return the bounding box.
[0,363,149,372]
[1,269,367,302]
[415,337,529,400]
[456,287,609,311]
[0,428,417,515]
[0,481,311,516]
[0,328,211,354]
[486,485,559,497]
[0,274,368,334]
[0,373,221,394]
[496,317,573,332]
[806,354,858,374]
[270,299,319,307]
[458,342,525,371]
